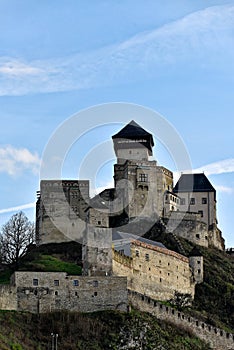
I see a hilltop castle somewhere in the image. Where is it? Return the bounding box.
[0,120,226,314]
[36,120,224,251]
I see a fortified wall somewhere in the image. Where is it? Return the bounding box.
[113,240,198,301]
[129,290,234,350]
[0,272,128,313]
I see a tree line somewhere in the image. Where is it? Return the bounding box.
[0,211,35,268]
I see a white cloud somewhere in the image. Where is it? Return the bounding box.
[0,145,41,176]
[194,159,234,176]
[215,185,234,194]
[0,4,233,95]
[0,202,35,215]
[0,59,43,77]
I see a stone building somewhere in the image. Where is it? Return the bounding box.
[113,232,203,301]
[35,120,225,251]
[0,271,127,313]
[36,180,89,244]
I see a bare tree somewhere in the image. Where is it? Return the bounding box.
[0,211,35,267]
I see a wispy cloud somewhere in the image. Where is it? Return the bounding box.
[0,145,41,176]
[0,59,43,77]
[0,202,35,215]
[215,185,234,194]
[194,159,234,176]
[0,4,233,95]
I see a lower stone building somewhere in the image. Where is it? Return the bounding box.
[113,232,203,301]
[0,271,128,313]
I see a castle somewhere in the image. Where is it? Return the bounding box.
[0,120,226,314]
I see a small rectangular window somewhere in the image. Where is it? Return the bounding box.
[139,174,148,182]
[190,198,195,205]
[202,197,207,204]
[135,250,139,257]
[93,280,98,287]
[180,198,185,205]
[198,210,203,217]
[73,279,79,287]
[145,253,149,261]
[33,278,38,286]
[54,280,60,286]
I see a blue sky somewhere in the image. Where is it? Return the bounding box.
[0,0,234,247]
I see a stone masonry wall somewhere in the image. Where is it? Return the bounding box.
[0,285,17,310]
[4,272,128,314]
[129,290,234,350]
[113,241,195,301]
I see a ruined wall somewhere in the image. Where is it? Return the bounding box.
[36,180,89,245]
[113,241,195,301]
[129,291,234,350]
[0,285,17,310]
[4,272,128,313]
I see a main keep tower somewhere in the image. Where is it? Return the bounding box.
[112,120,159,218]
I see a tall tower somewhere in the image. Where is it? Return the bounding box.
[112,120,158,219]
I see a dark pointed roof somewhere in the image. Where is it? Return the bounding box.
[112,120,153,142]
[112,120,154,155]
[173,173,215,194]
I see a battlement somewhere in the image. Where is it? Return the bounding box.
[128,290,234,350]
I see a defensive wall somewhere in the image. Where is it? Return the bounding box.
[113,240,196,301]
[0,272,128,314]
[128,290,234,350]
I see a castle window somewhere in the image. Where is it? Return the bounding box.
[202,197,207,204]
[54,280,60,286]
[196,234,200,239]
[139,174,148,182]
[71,192,78,198]
[73,279,79,287]
[93,280,98,287]
[33,278,38,286]
[198,210,203,217]
[197,269,201,274]
[145,253,150,261]
[160,278,162,283]
[190,198,195,205]
[55,291,58,296]
[94,291,98,296]
[197,260,201,264]
[98,220,101,225]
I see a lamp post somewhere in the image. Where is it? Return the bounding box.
[55,334,58,350]
[51,333,54,350]
[51,333,58,350]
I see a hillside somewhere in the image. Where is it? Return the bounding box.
[144,222,234,332]
[0,309,210,350]
[0,231,233,348]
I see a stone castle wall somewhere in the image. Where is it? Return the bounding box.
[113,241,195,301]
[0,272,128,314]
[129,290,234,350]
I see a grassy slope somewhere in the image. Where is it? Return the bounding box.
[145,223,234,332]
[0,235,233,347]
[0,309,210,350]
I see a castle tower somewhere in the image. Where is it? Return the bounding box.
[112,120,159,218]
[82,199,113,277]
[189,247,204,284]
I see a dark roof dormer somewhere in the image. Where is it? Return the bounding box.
[112,120,154,156]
